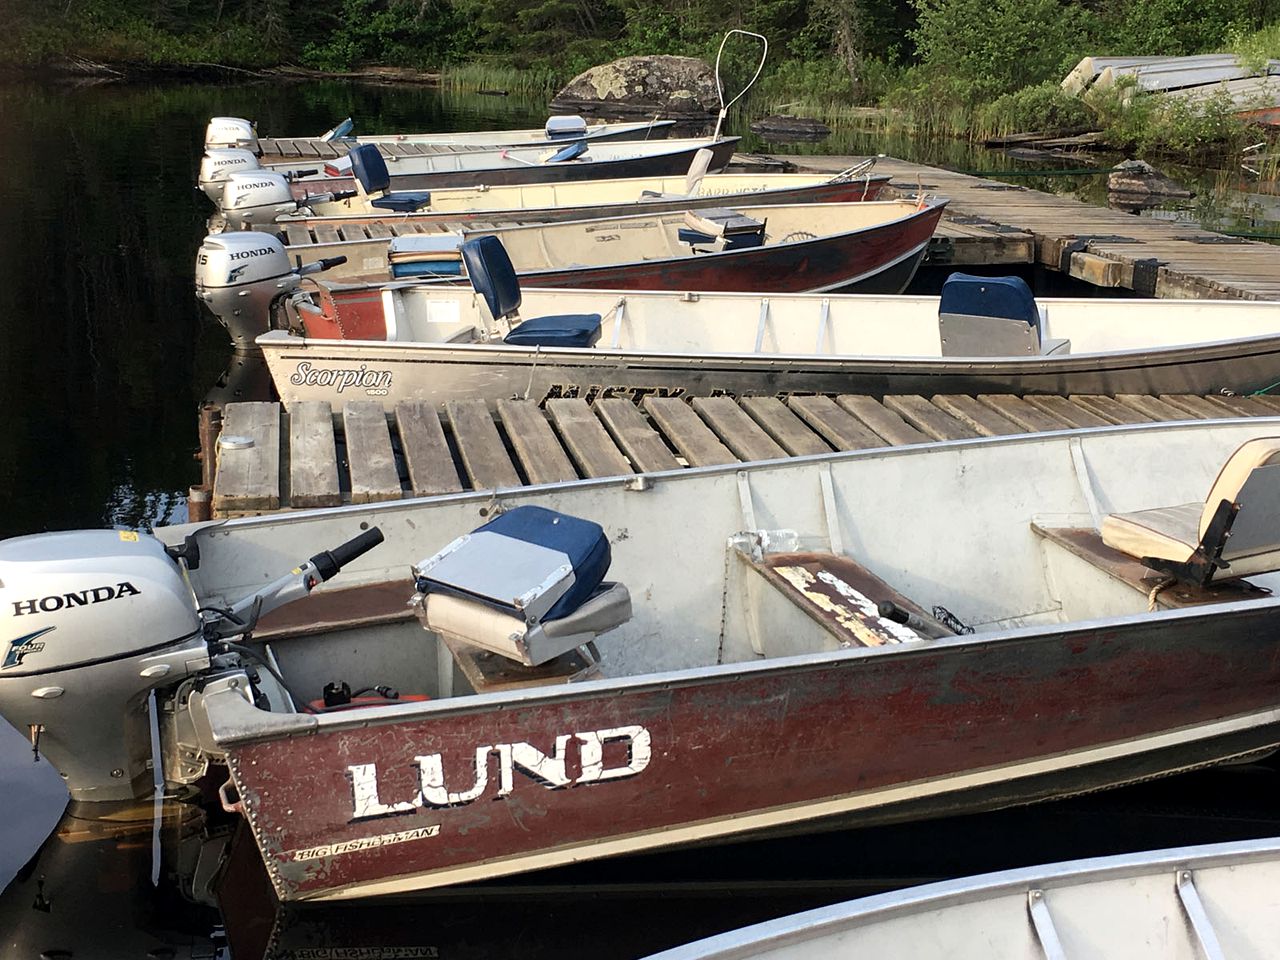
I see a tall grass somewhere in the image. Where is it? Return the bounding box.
[440,62,563,97]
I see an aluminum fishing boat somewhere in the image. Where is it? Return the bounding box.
[195,200,946,346]
[256,245,1280,407]
[198,136,741,202]
[5,419,1280,901]
[213,155,887,229]
[643,837,1280,960]
[206,115,677,154]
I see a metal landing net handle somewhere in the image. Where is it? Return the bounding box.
[713,29,768,141]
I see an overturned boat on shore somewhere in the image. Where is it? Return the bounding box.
[4,419,1280,900]
[257,241,1280,407]
[644,836,1280,960]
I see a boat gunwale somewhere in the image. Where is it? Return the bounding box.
[642,835,1280,960]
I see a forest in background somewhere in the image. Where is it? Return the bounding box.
[7,0,1280,150]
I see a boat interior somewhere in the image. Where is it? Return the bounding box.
[164,421,1280,716]
[312,250,1280,362]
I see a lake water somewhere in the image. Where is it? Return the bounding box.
[2,77,1279,958]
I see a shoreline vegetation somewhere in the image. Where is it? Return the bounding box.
[6,0,1280,160]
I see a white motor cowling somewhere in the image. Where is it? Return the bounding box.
[0,530,207,802]
[205,116,260,153]
[195,232,297,348]
[198,148,262,202]
[219,171,300,227]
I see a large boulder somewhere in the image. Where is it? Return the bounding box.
[551,55,719,118]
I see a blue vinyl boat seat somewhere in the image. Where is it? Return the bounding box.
[349,143,432,212]
[543,140,588,163]
[413,505,632,667]
[678,208,766,252]
[937,272,1069,357]
[461,235,602,347]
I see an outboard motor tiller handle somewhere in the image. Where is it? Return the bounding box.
[311,527,385,582]
[297,255,348,277]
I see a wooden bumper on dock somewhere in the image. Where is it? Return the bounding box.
[207,392,1280,517]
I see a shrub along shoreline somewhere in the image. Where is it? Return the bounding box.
[6,0,1279,160]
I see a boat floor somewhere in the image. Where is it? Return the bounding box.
[208,391,1280,517]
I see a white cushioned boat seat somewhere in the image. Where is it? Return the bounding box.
[419,582,631,666]
[1101,436,1280,579]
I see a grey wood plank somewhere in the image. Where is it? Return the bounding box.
[447,399,521,489]
[395,401,463,496]
[312,223,342,245]
[1114,394,1193,421]
[739,396,831,456]
[366,221,395,240]
[884,395,978,441]
[1068,395,1153,424]
[1160,394,1233,418]
[642,397,736,466]
[1202,394,1274,417]
[338,223,368,243]
[595,398,681,472]
[497,399,578,484]
[546,399,632,478]
[1022,395,1111,428]
[932,394,1022,436]
[977,394,1072,432]
[692,397,787,461]
[835,395,928,446]
[1245,393,1280,415]
[283,223,312,248]
[288,400,341,509]
[343,401,402,504]
[787,396,887,449]
[213,402,280,514]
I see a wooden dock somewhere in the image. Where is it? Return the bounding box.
[796,155,1280,300]
[209,393,1280,517]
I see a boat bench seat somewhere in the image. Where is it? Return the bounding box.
[1100,436,1280,585]
[745,550,952,649]
[413,505,631,673]
[679,209,766,251]
[1031,523,1271,608]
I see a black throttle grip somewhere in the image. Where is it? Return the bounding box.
[318,256,348,271]
[311,527,384,582]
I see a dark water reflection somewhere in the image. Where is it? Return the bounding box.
[3,77,1280,959]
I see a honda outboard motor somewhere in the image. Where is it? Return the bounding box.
[219,171,301,227]
[0,531,207,802]
[198,148,262,203]
[205,116,260,153]
[196,232,348,348]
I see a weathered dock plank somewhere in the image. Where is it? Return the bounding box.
[395,401,463,497]
[447,399,521,489]
[213,402,280,514]
[343,401,402,504]
[288,401,341,509]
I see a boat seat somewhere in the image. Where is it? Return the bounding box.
[938,272,1068,357]
[545,115,588,140]
[541,140,588,163]
[743,549,953,653]
[461,235,602,346]
[413,505,631,667]
[1100,436,1280,585]
[678,208,766,251]
[349,143,432,212]
[387,234,465,279]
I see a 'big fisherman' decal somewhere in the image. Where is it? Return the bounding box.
[348,725,652,821]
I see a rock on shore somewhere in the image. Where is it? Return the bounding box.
[551,55,719,117]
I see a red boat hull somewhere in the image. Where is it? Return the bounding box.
[226,601,1280,901]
